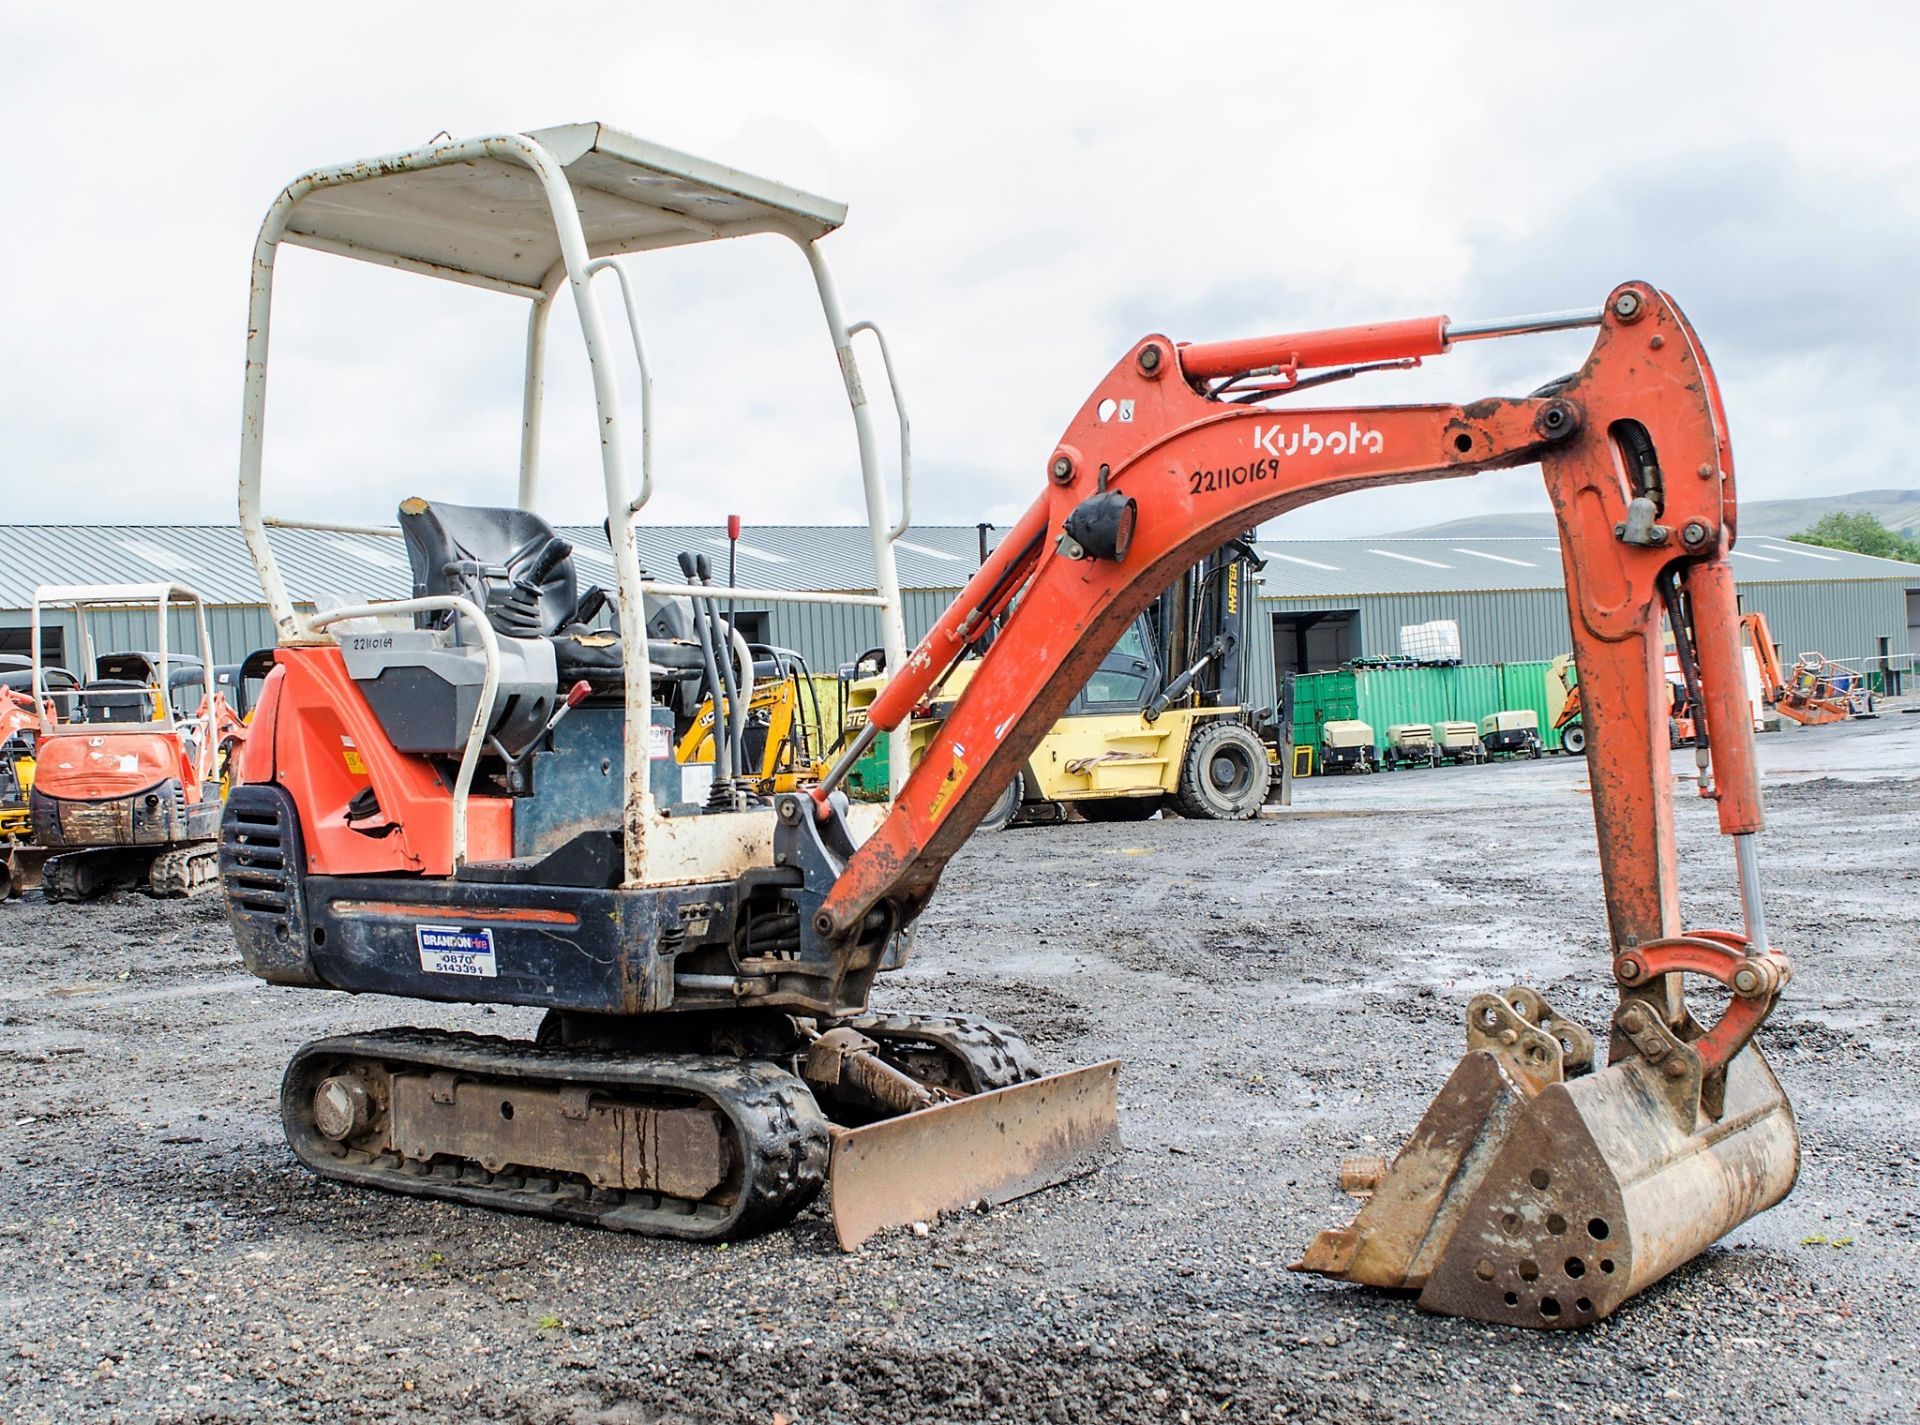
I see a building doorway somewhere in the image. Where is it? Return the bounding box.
[729,610,771,648]
[1272,610,1356,678]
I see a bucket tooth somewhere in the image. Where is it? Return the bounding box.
[828,1059,1121,1250]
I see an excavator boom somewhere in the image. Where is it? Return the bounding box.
[793,282,1795,1325]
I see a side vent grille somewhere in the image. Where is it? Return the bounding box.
[220,784,319,986]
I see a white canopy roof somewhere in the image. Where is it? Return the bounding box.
[280,122,849,291]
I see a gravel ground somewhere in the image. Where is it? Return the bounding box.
[2,712,1916,1424]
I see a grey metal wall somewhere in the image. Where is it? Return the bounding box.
[1738,581,1914,671]
[1250,577,1917,709]
[7,575,1909,707]
[747,591,958,677]
[1249,590,1575,708]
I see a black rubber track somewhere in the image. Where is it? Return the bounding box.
[281,1028,829,1242]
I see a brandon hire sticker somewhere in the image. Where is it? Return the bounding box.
[416,924,497,978]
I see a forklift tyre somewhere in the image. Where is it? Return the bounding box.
[978,773,1024,833]
[1561,722,1586,756]
[1175,721,1270,819]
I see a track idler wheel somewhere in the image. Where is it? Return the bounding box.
[43,849,131,902]
[1295,946,1797,1328]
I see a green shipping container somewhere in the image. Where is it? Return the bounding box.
[1290,659,1567,756]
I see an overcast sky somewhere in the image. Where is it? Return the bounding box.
[3,3,1916,545]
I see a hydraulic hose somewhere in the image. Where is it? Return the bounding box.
[677,552,732,780]
[694,556,748,783]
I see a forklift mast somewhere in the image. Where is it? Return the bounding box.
[1145,534,1264,721]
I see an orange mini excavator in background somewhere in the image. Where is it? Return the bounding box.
[29,584,247,899]
[222,126,1794,1329]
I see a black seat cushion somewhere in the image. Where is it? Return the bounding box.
[80,679,152,723]
[554,627,624,691]
[553,629,709,694]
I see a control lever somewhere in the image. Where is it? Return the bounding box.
[525,537,573,586]
[486,679,595,794]
[694,555,748,780]
[543,679,594,742]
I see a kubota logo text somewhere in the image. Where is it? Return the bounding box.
[1251,421,1384,458]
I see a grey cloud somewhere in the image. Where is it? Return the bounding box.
[1460,145,1920,378]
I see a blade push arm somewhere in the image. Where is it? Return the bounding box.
[818,283,1765,985]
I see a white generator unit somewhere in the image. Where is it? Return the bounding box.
[1383,723,1440,770]
[1432,720,1486,765]
[1319,719,1377,774]
[1478,709,1543,760]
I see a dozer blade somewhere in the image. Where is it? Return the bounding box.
[1295,987,1798,1327]
[2,843,49,899]
[828,1059,1121,1250]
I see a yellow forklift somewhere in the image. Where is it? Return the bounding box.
[842,537,1274,827]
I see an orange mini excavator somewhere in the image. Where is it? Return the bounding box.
[29,584,246,899]
[222,125,1793,1330]
[0,666,58,898]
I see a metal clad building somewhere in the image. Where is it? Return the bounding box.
[2,524,1914,703]
[1246,534,1920,707]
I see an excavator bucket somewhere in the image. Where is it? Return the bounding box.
[828,1059,1121,1250]
[1295,986,1797,1327]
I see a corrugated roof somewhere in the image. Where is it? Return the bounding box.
[0,524,1912,611]
[0,522,990,608]
[1249,536,1920,598]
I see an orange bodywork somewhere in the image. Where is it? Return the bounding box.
[246,646,509,877]
[33,688,246,804]
[31,731,195,801]
[1554,684,1583,731]
[824,283,1766,975]
[1,689,41,747]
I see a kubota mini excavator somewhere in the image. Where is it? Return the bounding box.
[222,125,1794,1329]
[29,584,247,899]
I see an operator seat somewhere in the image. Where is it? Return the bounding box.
[397,497,622,689]
[399,498,579,638]
[79,681,152,724]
